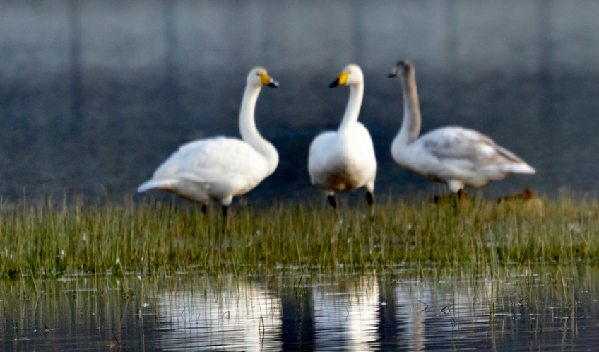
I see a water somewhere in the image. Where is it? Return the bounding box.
[1,0,599,202]
[1,266,598,351]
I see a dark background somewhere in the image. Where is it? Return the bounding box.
[1,0,598,203]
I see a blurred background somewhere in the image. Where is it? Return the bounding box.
[1,0,598,203]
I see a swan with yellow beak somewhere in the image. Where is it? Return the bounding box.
[138,67,279,221]
[308,64,377,212]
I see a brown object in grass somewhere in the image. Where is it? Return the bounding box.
[497,189,544,214]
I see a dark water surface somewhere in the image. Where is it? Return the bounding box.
[1,0,599,203]
[1,266,598,351]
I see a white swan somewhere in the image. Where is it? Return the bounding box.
[308,64,377,210]
[138,67,279,217]
[389,60,535,194]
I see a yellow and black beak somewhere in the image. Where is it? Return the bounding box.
[259,73,279,88]
[330,72,349,88]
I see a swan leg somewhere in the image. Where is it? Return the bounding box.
[327,194,337,210]
[447,180,464,193]
[222,205,228,233]
[454,190,463,209]
[366,191,375,217]
[451,189,471,212]
[201,203,208,214]
[366,191,374,206]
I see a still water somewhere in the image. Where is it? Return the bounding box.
[1,266,597,351]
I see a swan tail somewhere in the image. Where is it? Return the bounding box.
[502,163,536,175]
[137,179,178,193]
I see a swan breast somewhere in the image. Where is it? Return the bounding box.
[308,123,376,191]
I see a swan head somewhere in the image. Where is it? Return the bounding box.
[330,64,364,88]
[247,67,278,88]
[388,60,414,82]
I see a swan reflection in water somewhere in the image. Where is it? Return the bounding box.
[313,275,380,351]
[156,274,497,351]
[157,275,381,351]
[158,279,282,351]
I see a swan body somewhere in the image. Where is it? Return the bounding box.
[389,60,535,193]
[308,64,377,208]
[138,67,279,208]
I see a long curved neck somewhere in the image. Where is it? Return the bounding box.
[393,72,421,149]
[239,84,279,173]
[338,80,364,132]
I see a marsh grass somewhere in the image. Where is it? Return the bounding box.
[0,193,598,278]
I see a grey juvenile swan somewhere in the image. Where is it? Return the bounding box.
[389,60,535,194]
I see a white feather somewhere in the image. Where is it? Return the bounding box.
[308,64,377,196]
[138,67,278,206]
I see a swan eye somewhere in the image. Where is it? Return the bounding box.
[338,72,349,85]
[258,73,270,86]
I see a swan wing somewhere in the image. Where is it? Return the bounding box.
[412,127,536,185]
[420,127,529,168]
[151,137,269,185]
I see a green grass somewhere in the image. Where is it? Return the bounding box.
[0,193,598,278]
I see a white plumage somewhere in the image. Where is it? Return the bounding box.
[138,67,279,210]
[308,64,377,209]
[389,60,535,193]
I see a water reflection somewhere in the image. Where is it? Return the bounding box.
[313,275,379,351]
[158,279,282,351]
[394,276,494,350]
[0,267,598,351]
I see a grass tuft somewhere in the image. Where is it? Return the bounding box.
[0,193,598,278]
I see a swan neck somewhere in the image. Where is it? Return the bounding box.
[339,81,364,131]
[394,72,421,148]
[239,85,279,173]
